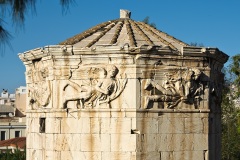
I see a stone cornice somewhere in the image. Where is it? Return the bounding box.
[18,45,177,62]
[19,45,228,64]
[182,46,229,63]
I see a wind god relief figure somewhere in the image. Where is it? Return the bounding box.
[63,64,127,108]
[27,61,51,108]
[143,68,203,109]
[143,73,182,109]
[181,68,203,105]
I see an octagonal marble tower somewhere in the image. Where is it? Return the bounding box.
[19,10,228,160]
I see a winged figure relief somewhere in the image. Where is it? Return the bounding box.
[63,65,127,108]
[143,68,203,109]
[28,81,51,107]
[28,65,51,107]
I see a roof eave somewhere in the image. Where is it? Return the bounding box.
[182,46,229,63]
[18,45,180,62]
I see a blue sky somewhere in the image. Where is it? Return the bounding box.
[1,0,240,93]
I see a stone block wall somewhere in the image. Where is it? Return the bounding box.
[19,45,227,160]
[135,111,209,160]
[26,109,213,160]
[27,109,138,160]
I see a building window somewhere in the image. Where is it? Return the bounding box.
[1,131,6,140]
[39,118,46,133]
[15,131,21,137]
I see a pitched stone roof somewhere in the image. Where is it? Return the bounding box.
[59,10,189,51]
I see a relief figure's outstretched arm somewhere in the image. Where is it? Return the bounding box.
[64,80,82,92]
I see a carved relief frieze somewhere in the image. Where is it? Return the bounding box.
[28,81,51,107]
[143,68,205,109]
[63,64,127,108]
[27,60,51,108]
[209,72,224,111]
[52,66,71,80]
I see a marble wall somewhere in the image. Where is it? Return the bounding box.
[19,45,227,160]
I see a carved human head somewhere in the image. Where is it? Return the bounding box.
[192,69,201,80]
[163,80,174,89]
[107,65,118,78]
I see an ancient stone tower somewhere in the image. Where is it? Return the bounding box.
[19,10,228,160]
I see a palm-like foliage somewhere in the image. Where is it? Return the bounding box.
[0,20,12,54]
[0,0,74,54]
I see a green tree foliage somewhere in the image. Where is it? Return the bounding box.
[221,81,240,160]
[221,55,240,159]
[0,147,26,160]
[142,16,156,29]
[0,0,74,52]
[229,54,240,97]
